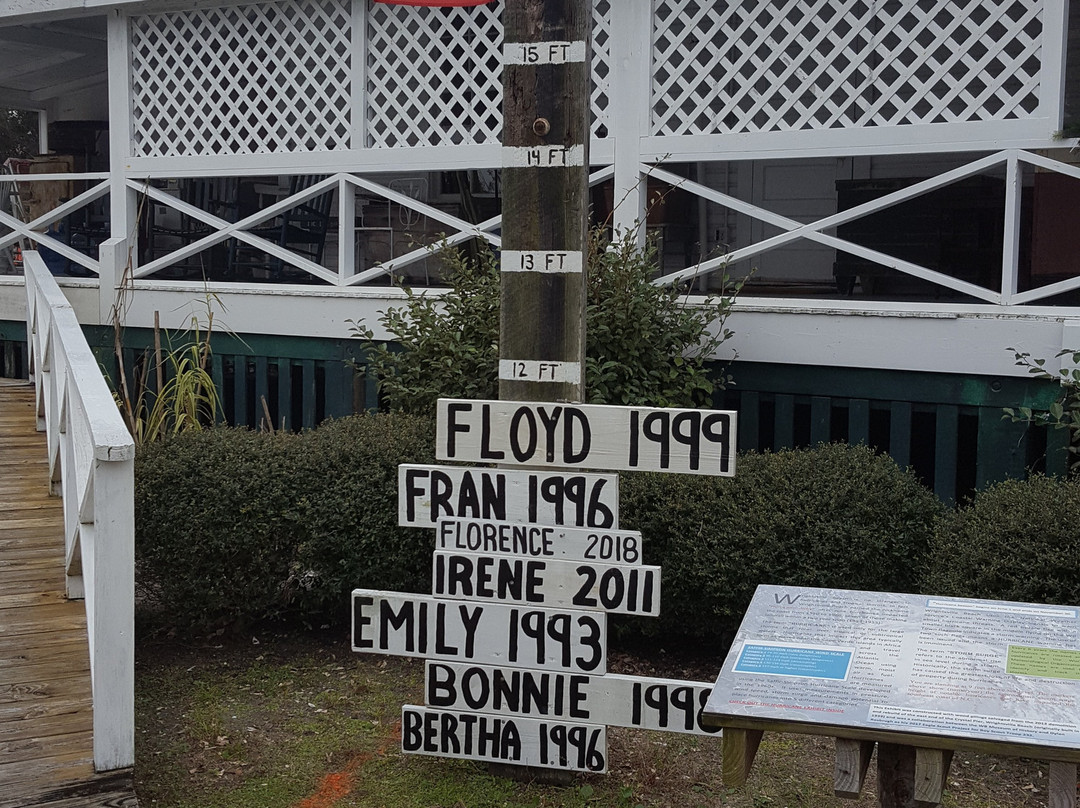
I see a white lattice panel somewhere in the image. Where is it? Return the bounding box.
[591,0,612,139]
[651,0,1045,137]
[130,0,352,157]
[366,2,504,148]
[365,0,611,148]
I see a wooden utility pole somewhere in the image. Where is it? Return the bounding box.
[499,0,590,404]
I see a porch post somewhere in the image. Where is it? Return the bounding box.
[1001,150,1021,304]
[105,9,135,323]
[1040,0,1070,129]
[608,0,651,244]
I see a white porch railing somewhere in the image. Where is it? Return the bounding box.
[24,250,135,773]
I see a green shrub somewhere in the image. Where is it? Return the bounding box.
[135,427,303,628]
[135,413,436,630]
[618,443,944,647]
[923,475,1080,605]
[289,412,436,620]
[353,229,741,414]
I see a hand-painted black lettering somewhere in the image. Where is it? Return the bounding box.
[672,410,702,470]
[481,473,506,521]
[459,604,482,658]
[479,403,505,460]
[536,406,562,463]
[380,599,415,653]
[445,402,472,458]
[643,412,672,468]
[458,472,480,518]
[462,666,490,710]
[645,684,669,728]
[430,470,453,521]
[586,480,615,528]
[569,676,589,719]
[576,615,603,672]
[572,565,598,607]
[402,708,423,751]
[405,469,428,523]
[671,686,695,731]
[541,477,565,525]
[353,595,374,649]
[563,407,591,463]
[435,601,456,655]
[548,613,571,669]
[427,663,455,706]
[703,412,733,474]
[510,407,538,462]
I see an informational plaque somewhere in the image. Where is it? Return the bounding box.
[704,585,1080,752]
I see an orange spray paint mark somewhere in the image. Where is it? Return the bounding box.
[291,720,403,808]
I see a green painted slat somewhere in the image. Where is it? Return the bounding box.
[233,356,248,427]
[727,361,1061,409]
[301,359,316,429]
[848,399,870,445]
[889,401,912,469]
[935,405,959,503]
[254,356,269,428]
[810,396,831,445]
[976,408,1026,488]
[211,354,225,424]
[324,362,345,420]
[738,391,759,452]
[277,358,292,432]
[1046,426,1072,477]
[774,394,794,450]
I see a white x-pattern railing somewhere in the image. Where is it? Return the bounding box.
[132,173,503,284]
[24,250,134,772]
[650,148,1079,307]
[6,148,1080,308]
[0,174,109,276]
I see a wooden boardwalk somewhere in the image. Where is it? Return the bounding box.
[0,382,137,808]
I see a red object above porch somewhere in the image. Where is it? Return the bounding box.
[373,0,495,5]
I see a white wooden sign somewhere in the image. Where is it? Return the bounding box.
[352,589,606,674]
[402,705,607,773]
[432,550,661,616]
[436,399,737,476]
[437,518,644,565]
[398,464,619,529]
[426,662,721,736]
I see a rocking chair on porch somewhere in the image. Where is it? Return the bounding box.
[227,174,332,282]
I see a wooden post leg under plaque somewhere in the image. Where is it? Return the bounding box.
[1048,761,1077,808]
[722,728,764,788]
[877,744,953,808]
[834,738,875,798]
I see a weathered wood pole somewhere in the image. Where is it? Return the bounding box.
[499,0,590,404]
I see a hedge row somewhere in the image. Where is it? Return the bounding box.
[135,414,1080,646]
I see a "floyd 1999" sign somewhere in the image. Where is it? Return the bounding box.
[436,399,736,476]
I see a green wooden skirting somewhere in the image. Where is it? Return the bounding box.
[0,321,1070,499]
[721,362,1069,501]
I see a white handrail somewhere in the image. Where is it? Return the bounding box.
[23,251,135,773]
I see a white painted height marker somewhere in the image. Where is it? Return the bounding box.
[502,250,584,274]
[503,41,588,65]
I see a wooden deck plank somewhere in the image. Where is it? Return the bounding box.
[0,386,137,807]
